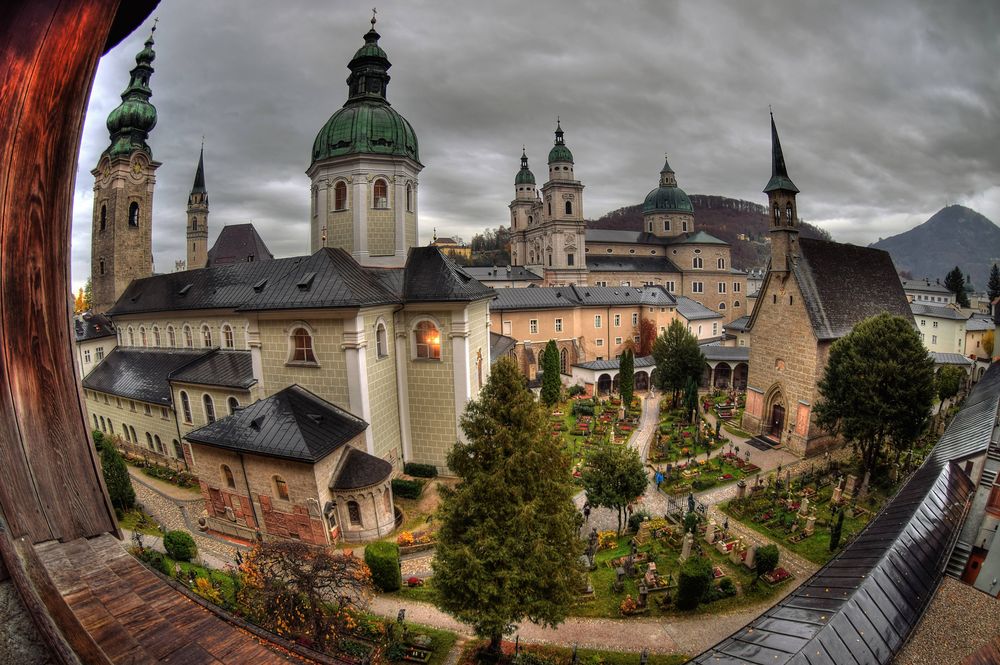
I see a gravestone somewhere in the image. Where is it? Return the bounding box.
[831,486,843,505]
[638,582,648,608]
[799,496,809,516]
[857,470,871,502]
[680,532,693,562]
[743,544,757,570]
[736,480,747,500]
[613,566,626,593]
[705,521,717,545]
[729,539,743,564]
[844,474,858,498]
[805,515,816,536]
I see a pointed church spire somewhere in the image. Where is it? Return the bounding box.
[659,153,676,187]
[764,112,799,194]
[191,141,207,195]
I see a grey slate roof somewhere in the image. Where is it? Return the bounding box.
[572,355,656,371]
[675,296,722,321]
[206,223,274,267]
[910,302,967,320]
[74,313,116,342]
[666,230,727,245]
[489,331,516,362]
[184,385,368,463]
[929,352,972,366]
[585,255,681,273]
[690,363,1000,665]
[701,345,749,362]
[901,279,953,295]
[402,247,495,303]
[330,447,393,490]
[584,228,729,248]
[168,350,256,389]
[724,315,750,332]
[786,238,913,340]
[82,348,210,404]
[490,285,675,311]
[463,266,542,282]
[966,315,995,332]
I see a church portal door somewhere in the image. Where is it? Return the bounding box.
[769,404,785,439]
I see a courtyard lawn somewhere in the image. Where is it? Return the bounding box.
[119,508,164,536]
[653,458,750,494]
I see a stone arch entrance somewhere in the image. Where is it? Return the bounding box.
[612,373,621,394]
[635,371,649,392]
[597,373,612,395]
[714,362,732,388]
[733,362,748,390]
[763,386,786,442]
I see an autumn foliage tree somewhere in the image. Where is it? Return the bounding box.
[237,540,373,652]
[638,317,657,357]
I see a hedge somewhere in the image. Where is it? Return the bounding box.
[364,541,401,591]
[163,530,197,562]
[391,478,425,500]
[403,462,438,478]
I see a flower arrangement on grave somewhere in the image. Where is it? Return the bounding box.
[619,594,639,615]
[406,576,424,587]
[597,530,618,550]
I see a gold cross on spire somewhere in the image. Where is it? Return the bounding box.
[371,7,377,27]
[151,16,158,34]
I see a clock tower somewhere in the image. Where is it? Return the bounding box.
[90,27,160,314]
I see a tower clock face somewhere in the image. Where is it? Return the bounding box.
[132,162,142,175]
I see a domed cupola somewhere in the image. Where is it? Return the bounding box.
[515,148,536,185]
[547,119,574,164]
[642,154,693,214]
[105,27,158,158]
[311,15,420,164]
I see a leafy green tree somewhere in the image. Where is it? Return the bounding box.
[652,320,706,406]
[83,278,93,311]
[684,375,699,424]
[675,556,713,610]
[101,443,135,513]
[815,313,935,475]
[988,263,1000,302]
[433,358,583,653]
[619,349,634,410]
[935,365,965,402]
[754,544,780,583]
[984,330,995,359]
[944,266,971,307]
[582,443,648,535]
[540,340,562,406]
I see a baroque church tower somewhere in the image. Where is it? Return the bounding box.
[764,112,800,276]
[508,148,539,267]
[90,28,160,313]
[186,144,209,270]
[307,15,422,266]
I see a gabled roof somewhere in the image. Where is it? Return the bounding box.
[237,247,399,311]
[901,279,953,295]
[402,247,494,303]
[489,331,516,362]
[463,266,543,282]
[168,350,256,390]
[490,285,675,311]
[966,315,995,332]
[700,345,749,362]
[206,224,274,267]
[585,255,681,273]
[82,348,210,404]
[75,313,116,342]
[675,296,722,321]
[330,447,393,490]
[760,238,913,340]
[724,315,750,332]
[184,385,368,463]
[665,230,727,246]
[910,302,967,320]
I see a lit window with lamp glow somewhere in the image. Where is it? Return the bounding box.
[415,320,441,360]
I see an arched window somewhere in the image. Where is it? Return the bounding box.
[139,326,146,346]
[373,178,388,208]
[145,432,153,450]
[565,200,573,215]
[415,320,441,360]
[718,258,725,270]
[99,416,106,432]
[128,201,139,227]
[99,258,105,275]
[227,396,240,415]
[375,321,389,358]
[202,325,213,347]
[154,435,163,454]
[180,391,192,423]
[173,440,183,459]
[334,181,348,210]
[92,414,98,430]
[203,394,216,424]
[405,182,413,212]
[152,326,160,347]
[221,465,236,489]
[122,423,130,442]
[127,326,135,346]
[682,220,688,232]
[528,215,533,224]
[785,203,793,223]
[167,326,176,347]
[273,475,290,501]
[191,217,198,230]
[290,327,317,363]
[560,347,568,373]
[719,302,727,310]
[734,300,741,308]
[383,489,392,513]
[108,422,114,435]
[693,257,703,269]
[222,324,234,349]
[99,204,106,231]
[183,325,193,348]
[774,204,780,223]
[347,500,362,526]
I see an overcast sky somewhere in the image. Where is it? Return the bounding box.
[70,0,1000,292]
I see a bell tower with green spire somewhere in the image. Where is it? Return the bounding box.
[186,142,209,270]
[535,119,586,285]
[764,112,800,276]
[90,24,161,313]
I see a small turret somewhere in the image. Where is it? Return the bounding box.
[765,112,800,275]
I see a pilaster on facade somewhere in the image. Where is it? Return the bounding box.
[393,314,413,463]
[342,314,375,454]
[246,322,266,401]
[351,176,369,262]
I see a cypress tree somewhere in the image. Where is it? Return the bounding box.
[101,443,135,513]
[944,266,970,307]
[988,263,1000,302]
[540,339,562,406]
[619,349,634,411]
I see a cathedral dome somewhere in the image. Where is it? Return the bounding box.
[515,149,535,185]
[311,21,420,164]
[547,119,573,163]
[642,185,693,214]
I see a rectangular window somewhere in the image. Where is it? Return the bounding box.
[95,347,104,361]
[83,349,91,363]
[632,313,638,326]
[718,283,726,294]
[614,314,621,327]
[932,321,938,328]
[713,323,718,336]
[596,338,604,347]
[920,319,925,326]
[161,407,169,420]
[116,398,121,409]
[692,282,704,293]
[932,335,937,345]
[621,281,631,287]
[502,321,512,336]
[143,404,151,416]
[734,282,741,293]
[129,400,135,412]
[594,315,602,328]
[529,319,538,334]
[615,337,622,345]
[103,394,108,404]
[555,318,563,333]
[567,253,574,266]
[633,336,640,343]
[666,281,675,293]
[596,281,607,287]
[663,220,670,231]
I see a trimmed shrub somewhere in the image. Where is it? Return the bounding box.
[572,400,595,416]
[675,556,713,610]
[567,384,585,397]
[163,530,197,562]
[718,576,737,597]
[403,462,438,478]
[101,444,135,512]
[92,430,105,451]
[627,509,651,533]
[364,541,401,592]
[139,548,172,576]
[391,478,425,500]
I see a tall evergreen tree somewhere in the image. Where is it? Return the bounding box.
[988,263,1000,302]
[540,340,562,406]
[815,313,935,475]
[433,358,583,653]
[582,443,647,535]
[619,349,634,410]
[101,443,135,512]
[651,320,706,406]
[944,266,971,307]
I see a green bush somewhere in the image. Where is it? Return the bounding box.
[627,509,651,533]
[138,548,172,576]
[572,400,595,416]
[101,444,135,511]
[364,541,401,592]
[163,530,197,562]
[140,462,197,488]
[92,430,105,451]
[718,576,736,597]
[567,384,586,397]
[403,462,438,478]
[391,478,425,500]
[675,556,713,610]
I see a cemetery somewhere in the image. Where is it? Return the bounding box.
[550,395,641,482]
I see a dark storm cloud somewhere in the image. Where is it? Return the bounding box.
[71,0,1000,290]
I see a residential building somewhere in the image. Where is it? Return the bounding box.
[911,302,967,355]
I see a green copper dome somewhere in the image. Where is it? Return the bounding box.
[104,31,157,158]
[515,149,535,185]
[311,22,420,164]
[643,155,693,213]
[547,119,573,163]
